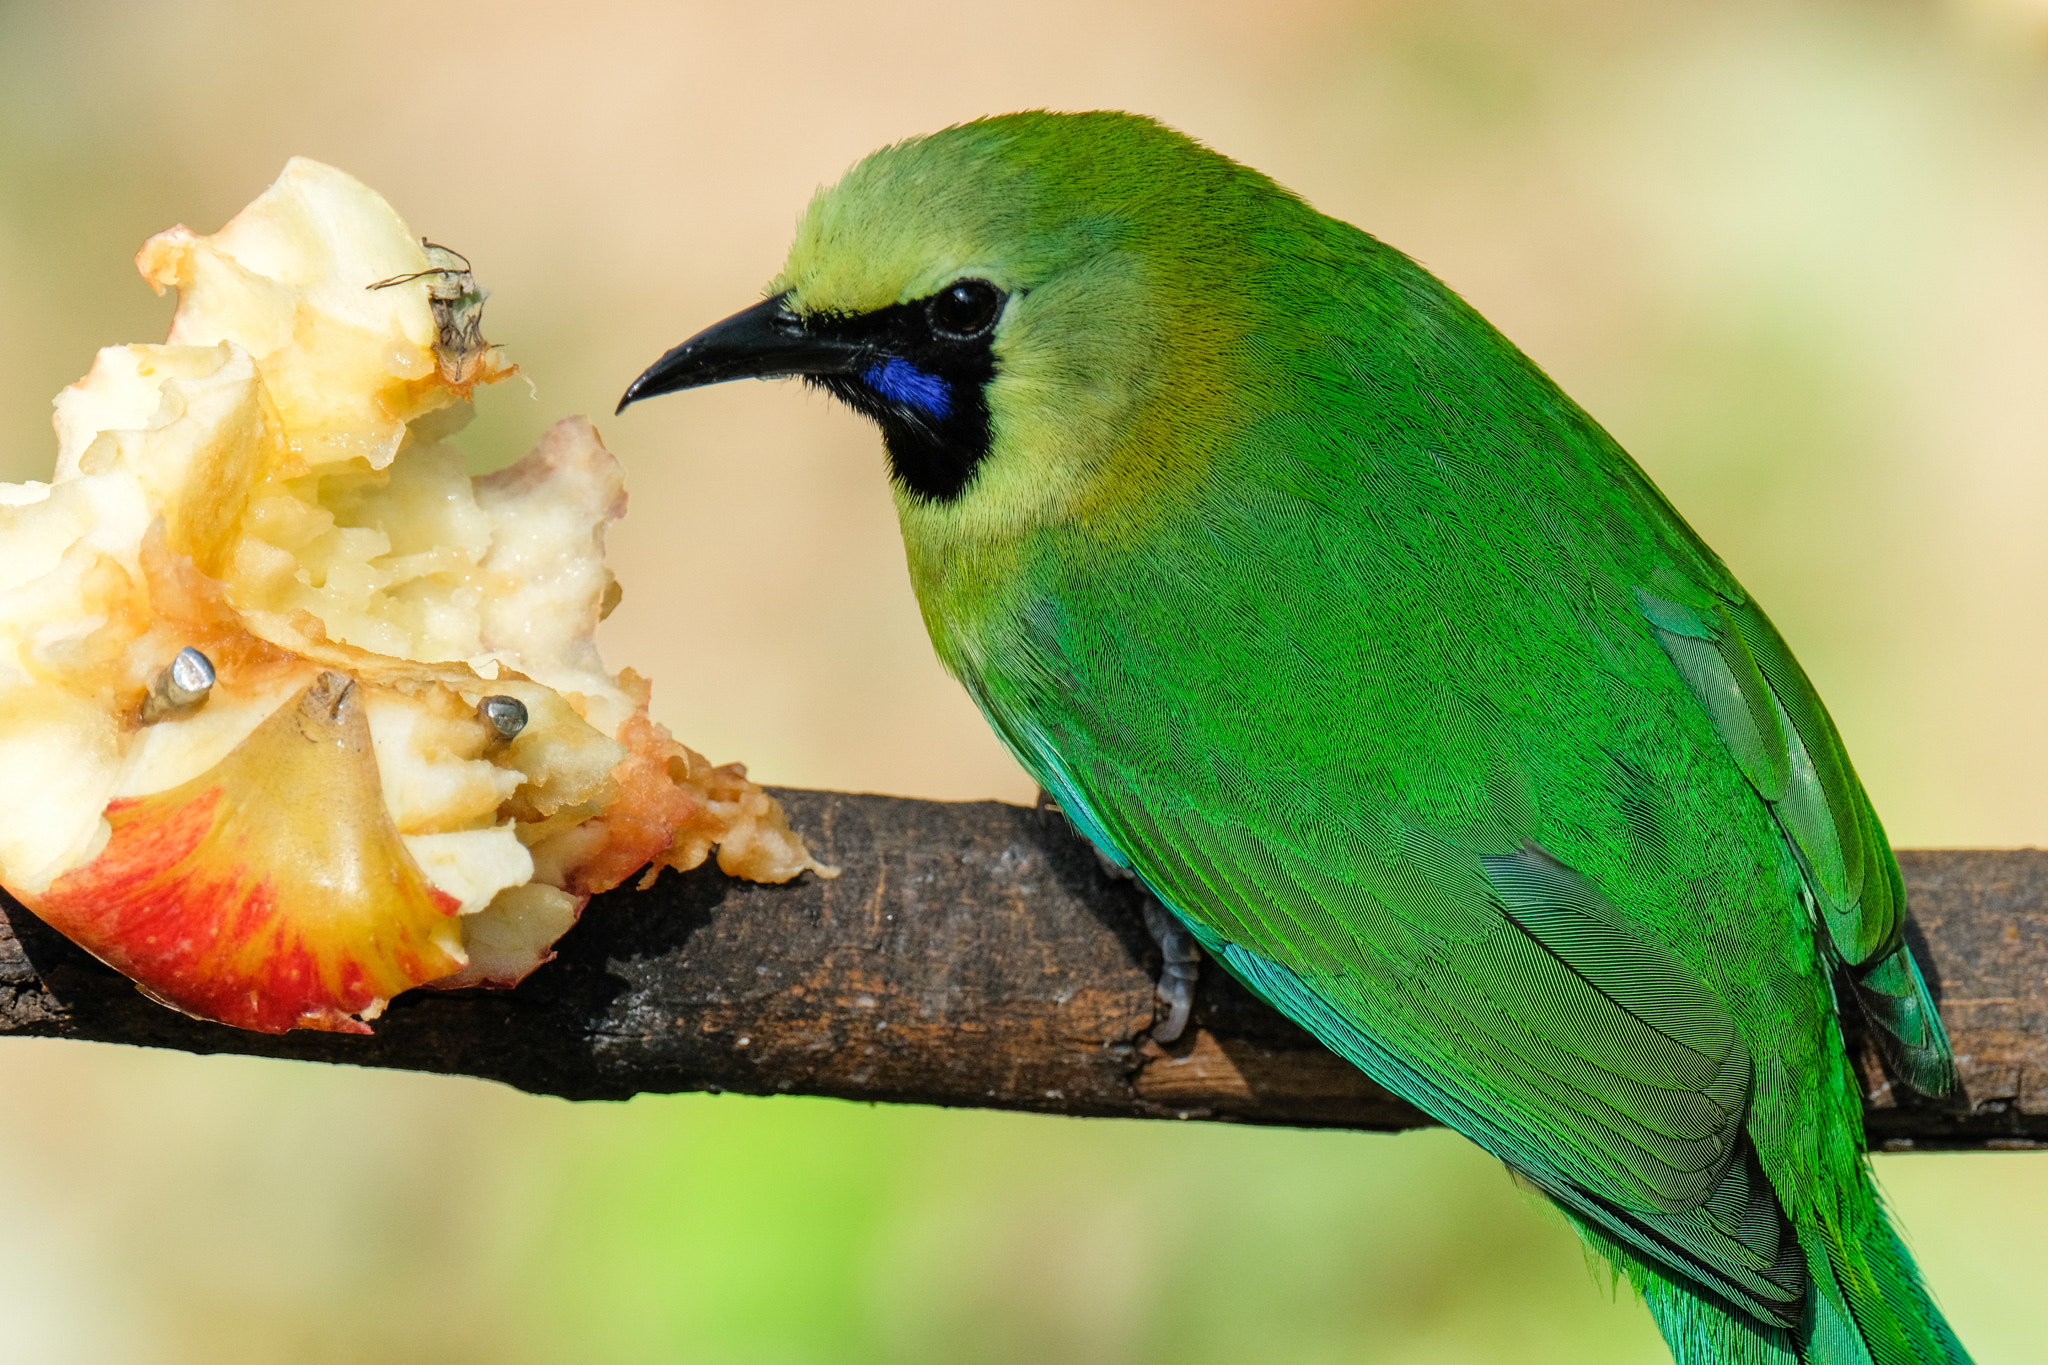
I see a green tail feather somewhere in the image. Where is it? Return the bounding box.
[1818,1187,1971,1365]
[1587,1179,1971,1365]
[1569,1214,1799,1364]
[1640,1271,1800,1365]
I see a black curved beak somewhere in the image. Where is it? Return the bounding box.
[616,292,871,413]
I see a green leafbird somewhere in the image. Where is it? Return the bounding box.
[620,111,1968,1365]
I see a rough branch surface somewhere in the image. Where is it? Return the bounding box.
[0,790,2040,1149]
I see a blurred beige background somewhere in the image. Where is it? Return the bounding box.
[1,1,2045,1361]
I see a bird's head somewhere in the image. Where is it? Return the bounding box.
[619,112,1308,551]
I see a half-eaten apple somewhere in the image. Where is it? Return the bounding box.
[0,158,828,1034]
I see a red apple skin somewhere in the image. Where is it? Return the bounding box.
[31,671,463,1033]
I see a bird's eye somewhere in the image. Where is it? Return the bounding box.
[927,279,1003,339]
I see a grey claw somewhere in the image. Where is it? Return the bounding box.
[1141,895,1201,1043]
[1154,969,1195,1043]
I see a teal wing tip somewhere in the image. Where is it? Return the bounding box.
[1854,946,1962,1101]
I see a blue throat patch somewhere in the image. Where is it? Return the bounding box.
[863,358,952,419]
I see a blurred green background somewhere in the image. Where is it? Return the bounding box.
[2,1,2045,1360]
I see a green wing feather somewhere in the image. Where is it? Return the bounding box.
[1000,686,1807,1324]
[1636,580,1955,1096]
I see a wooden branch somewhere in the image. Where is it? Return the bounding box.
[0,789,2040,1149]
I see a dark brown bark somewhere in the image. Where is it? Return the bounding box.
[0,789,2039,1149]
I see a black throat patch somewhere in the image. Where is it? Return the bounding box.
[807,297,1000,504]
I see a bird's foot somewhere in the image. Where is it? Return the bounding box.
[1141,895,1200,1043]
[1038,788,1197,1040]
